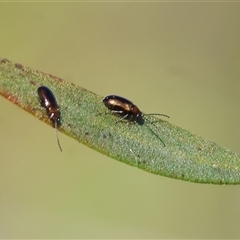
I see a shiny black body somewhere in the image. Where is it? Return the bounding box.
[37,86,62,151]
[38,86,61,127]
[102,95,169,125]
[102,95,142,123]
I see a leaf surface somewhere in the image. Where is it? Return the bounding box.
[0,58,239,184]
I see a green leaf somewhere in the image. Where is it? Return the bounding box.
[0,58,240,184]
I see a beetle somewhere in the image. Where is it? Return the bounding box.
[102,95,169,124]
[37,86,62,151]
[102,94,169,148]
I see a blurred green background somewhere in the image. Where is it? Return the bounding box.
[1,2,240,238]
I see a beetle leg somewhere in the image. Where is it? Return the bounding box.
[115,113,129,123]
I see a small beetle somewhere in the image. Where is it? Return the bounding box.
[102,95,169,124]
[38,86,62,151]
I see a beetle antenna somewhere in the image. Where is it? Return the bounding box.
[140,118,166,147]
[55,120,62,152]
[144,113,170,118]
